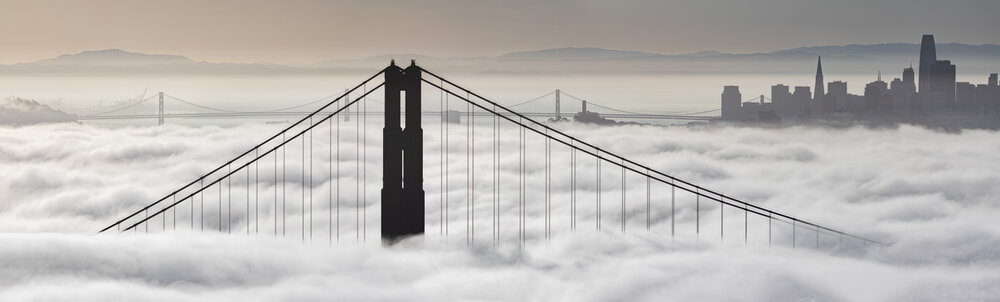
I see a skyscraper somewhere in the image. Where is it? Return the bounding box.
[919,34,936,93]
[771,84,792,117]
[865,72,889,112]
[814,56,824,101]
[930,60,956,110]
[721,86,742,121]
[903,65,915,89]
[825,81,848,113]
[828,81,848,96]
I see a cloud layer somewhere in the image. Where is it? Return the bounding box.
[1,121,999,301]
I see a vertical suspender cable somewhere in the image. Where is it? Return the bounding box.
[247,165,251,235]
[440,82,444,235]
[256,149,260,235]
[356,97,360,241]
[493,103,498,245]
[283,132,287,237]
[621,161,625,232]
[275,143,278,236]
[445,93,449,236]
[545,131,550,239]
[596,150,601,231]
[438,79,448,235]
[190,179,196,231]
[329,115,333,243]
[218,180,221,231]
[229,165,232,233]
[200,178,204,231]
[467,97,471,244]
[521,125,526,245]
[470,92,474,244]
[337,93,342,241]
[309,122,313,241]
[301,134,305,241]
[363,84,367,242]
[517,118,524,248]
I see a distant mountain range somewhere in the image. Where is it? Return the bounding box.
[772,43,1000,58]
[3,43,998,75]
[33,49,193,66]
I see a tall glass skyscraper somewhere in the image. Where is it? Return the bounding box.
[919,34,936,93]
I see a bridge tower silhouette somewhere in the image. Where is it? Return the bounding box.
[382,61,425,241]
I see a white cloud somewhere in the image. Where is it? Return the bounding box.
[0,121,998,300]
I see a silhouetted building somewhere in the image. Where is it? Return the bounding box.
[825,81,849,113]
[903,65,915,88]
[771,84,791,118]
[721,86,742,121]
[828,81,848,95]
[956,82,977,113]
[929,60,956,112]
[865,73,890,113]
[919,34,936,93]
[979,73,1000,115]
[741,101,761,121]
[793,86,812,118]
[991,74,1000,114]
[815,56,824,101]
[890,67,917,115]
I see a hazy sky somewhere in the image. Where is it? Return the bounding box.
[1,0,998,64]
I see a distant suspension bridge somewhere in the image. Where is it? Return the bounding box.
[73,88,719,124]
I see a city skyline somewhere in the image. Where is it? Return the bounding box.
[721,34,999,126]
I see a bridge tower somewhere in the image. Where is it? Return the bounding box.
[157,92,164,126]
[555,89,561,120]
[382,60,425,241]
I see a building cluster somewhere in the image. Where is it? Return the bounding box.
[721,35,1000,124]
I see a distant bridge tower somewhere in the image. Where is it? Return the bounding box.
[381,60,425,241]
[157,92,164,126]
[555,89,561,119]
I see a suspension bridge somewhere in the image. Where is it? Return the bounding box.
[72,87,718,124]
[98,61,884,250]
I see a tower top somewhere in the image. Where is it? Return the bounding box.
[816,56,823,75]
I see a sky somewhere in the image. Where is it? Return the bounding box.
[2,0,999,64]
[1,120,999,300]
